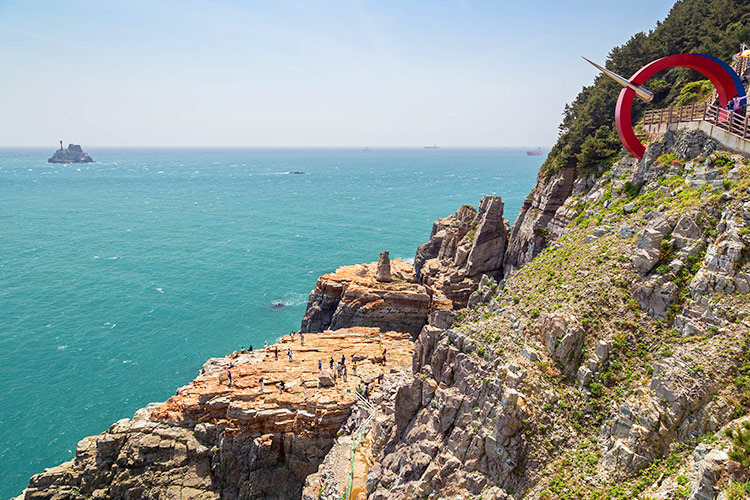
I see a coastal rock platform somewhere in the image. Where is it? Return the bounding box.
[18,328,413,500]
[300,259,431,336]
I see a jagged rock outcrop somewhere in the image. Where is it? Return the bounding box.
[48,144,94,163]
[362,130,750,499]
[300,259,431,336]
[18,328,414,500]
[503,167,576,275]
[415,195,509,309]
[365,326,521,499]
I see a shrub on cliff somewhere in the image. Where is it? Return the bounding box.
[728,421,750,468]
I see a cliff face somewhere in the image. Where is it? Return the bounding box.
[19,328,414,500]
[503,167,576,275]
[300,258,431,337]
[361,130,750,499]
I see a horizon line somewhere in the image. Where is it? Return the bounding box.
[0,145,552,149]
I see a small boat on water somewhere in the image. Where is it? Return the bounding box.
[424,145,439,149]
[526,148,543,156]
[287,171,305,174]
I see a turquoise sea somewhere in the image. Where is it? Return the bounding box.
[0,148,542,497]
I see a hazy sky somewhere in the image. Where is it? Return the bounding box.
[0,0,676,147]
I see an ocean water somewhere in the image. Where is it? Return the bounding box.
[0,147,542,497]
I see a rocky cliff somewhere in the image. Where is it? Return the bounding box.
[18,328,414,499]
[415,195,510,312]
[359,130,750,499]
[20,128,750,500]
[48,144,94,163]
[300,258,431,337]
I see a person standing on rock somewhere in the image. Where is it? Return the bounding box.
[318,359,322,371]
[300,332,305,345]
[249,345,253,352]
[227,369,232,387]
[240,346,245,354]
[287,348,293,362]
[353,362,357,377]
[343,364,347,382]
[278,381,285,393]
[274,346,278,360]
[259,378,264,392]
[329,357,334,369]
[341,354,345,366]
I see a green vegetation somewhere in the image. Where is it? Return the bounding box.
[542,0,750,176]
[726,480,750,500]
[727,421,750,468]
[674,79,714,106]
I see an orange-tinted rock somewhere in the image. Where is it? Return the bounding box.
[19,328,414,500]
[300,259,431,336]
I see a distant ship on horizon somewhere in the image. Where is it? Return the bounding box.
[424,145,439,149]
[526,147,543,156]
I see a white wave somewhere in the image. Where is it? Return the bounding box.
[401,257,415,265]
[156,288,164,293]
[273,293,307,307]
[122,359,133,364]
[107,256,119,260]
[57,345,68,350]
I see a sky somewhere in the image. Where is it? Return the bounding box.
[0,0,676,147]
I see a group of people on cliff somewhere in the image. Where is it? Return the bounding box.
[221,330,391,398]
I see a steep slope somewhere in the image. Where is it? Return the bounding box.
[364,130,750,499]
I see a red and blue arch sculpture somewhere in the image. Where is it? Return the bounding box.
[615,53,746,159]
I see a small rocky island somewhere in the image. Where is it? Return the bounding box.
[48,141,94,163]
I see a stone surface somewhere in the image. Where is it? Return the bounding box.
[300,259,430,336]
[415,196,509,310]
[19,328,414,500]
[504,167,577,275]
[374,251,391,282]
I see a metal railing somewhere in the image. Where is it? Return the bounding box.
[643,101,750,140]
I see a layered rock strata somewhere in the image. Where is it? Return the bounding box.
[300,258,431,336]
[19,328,414,500]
